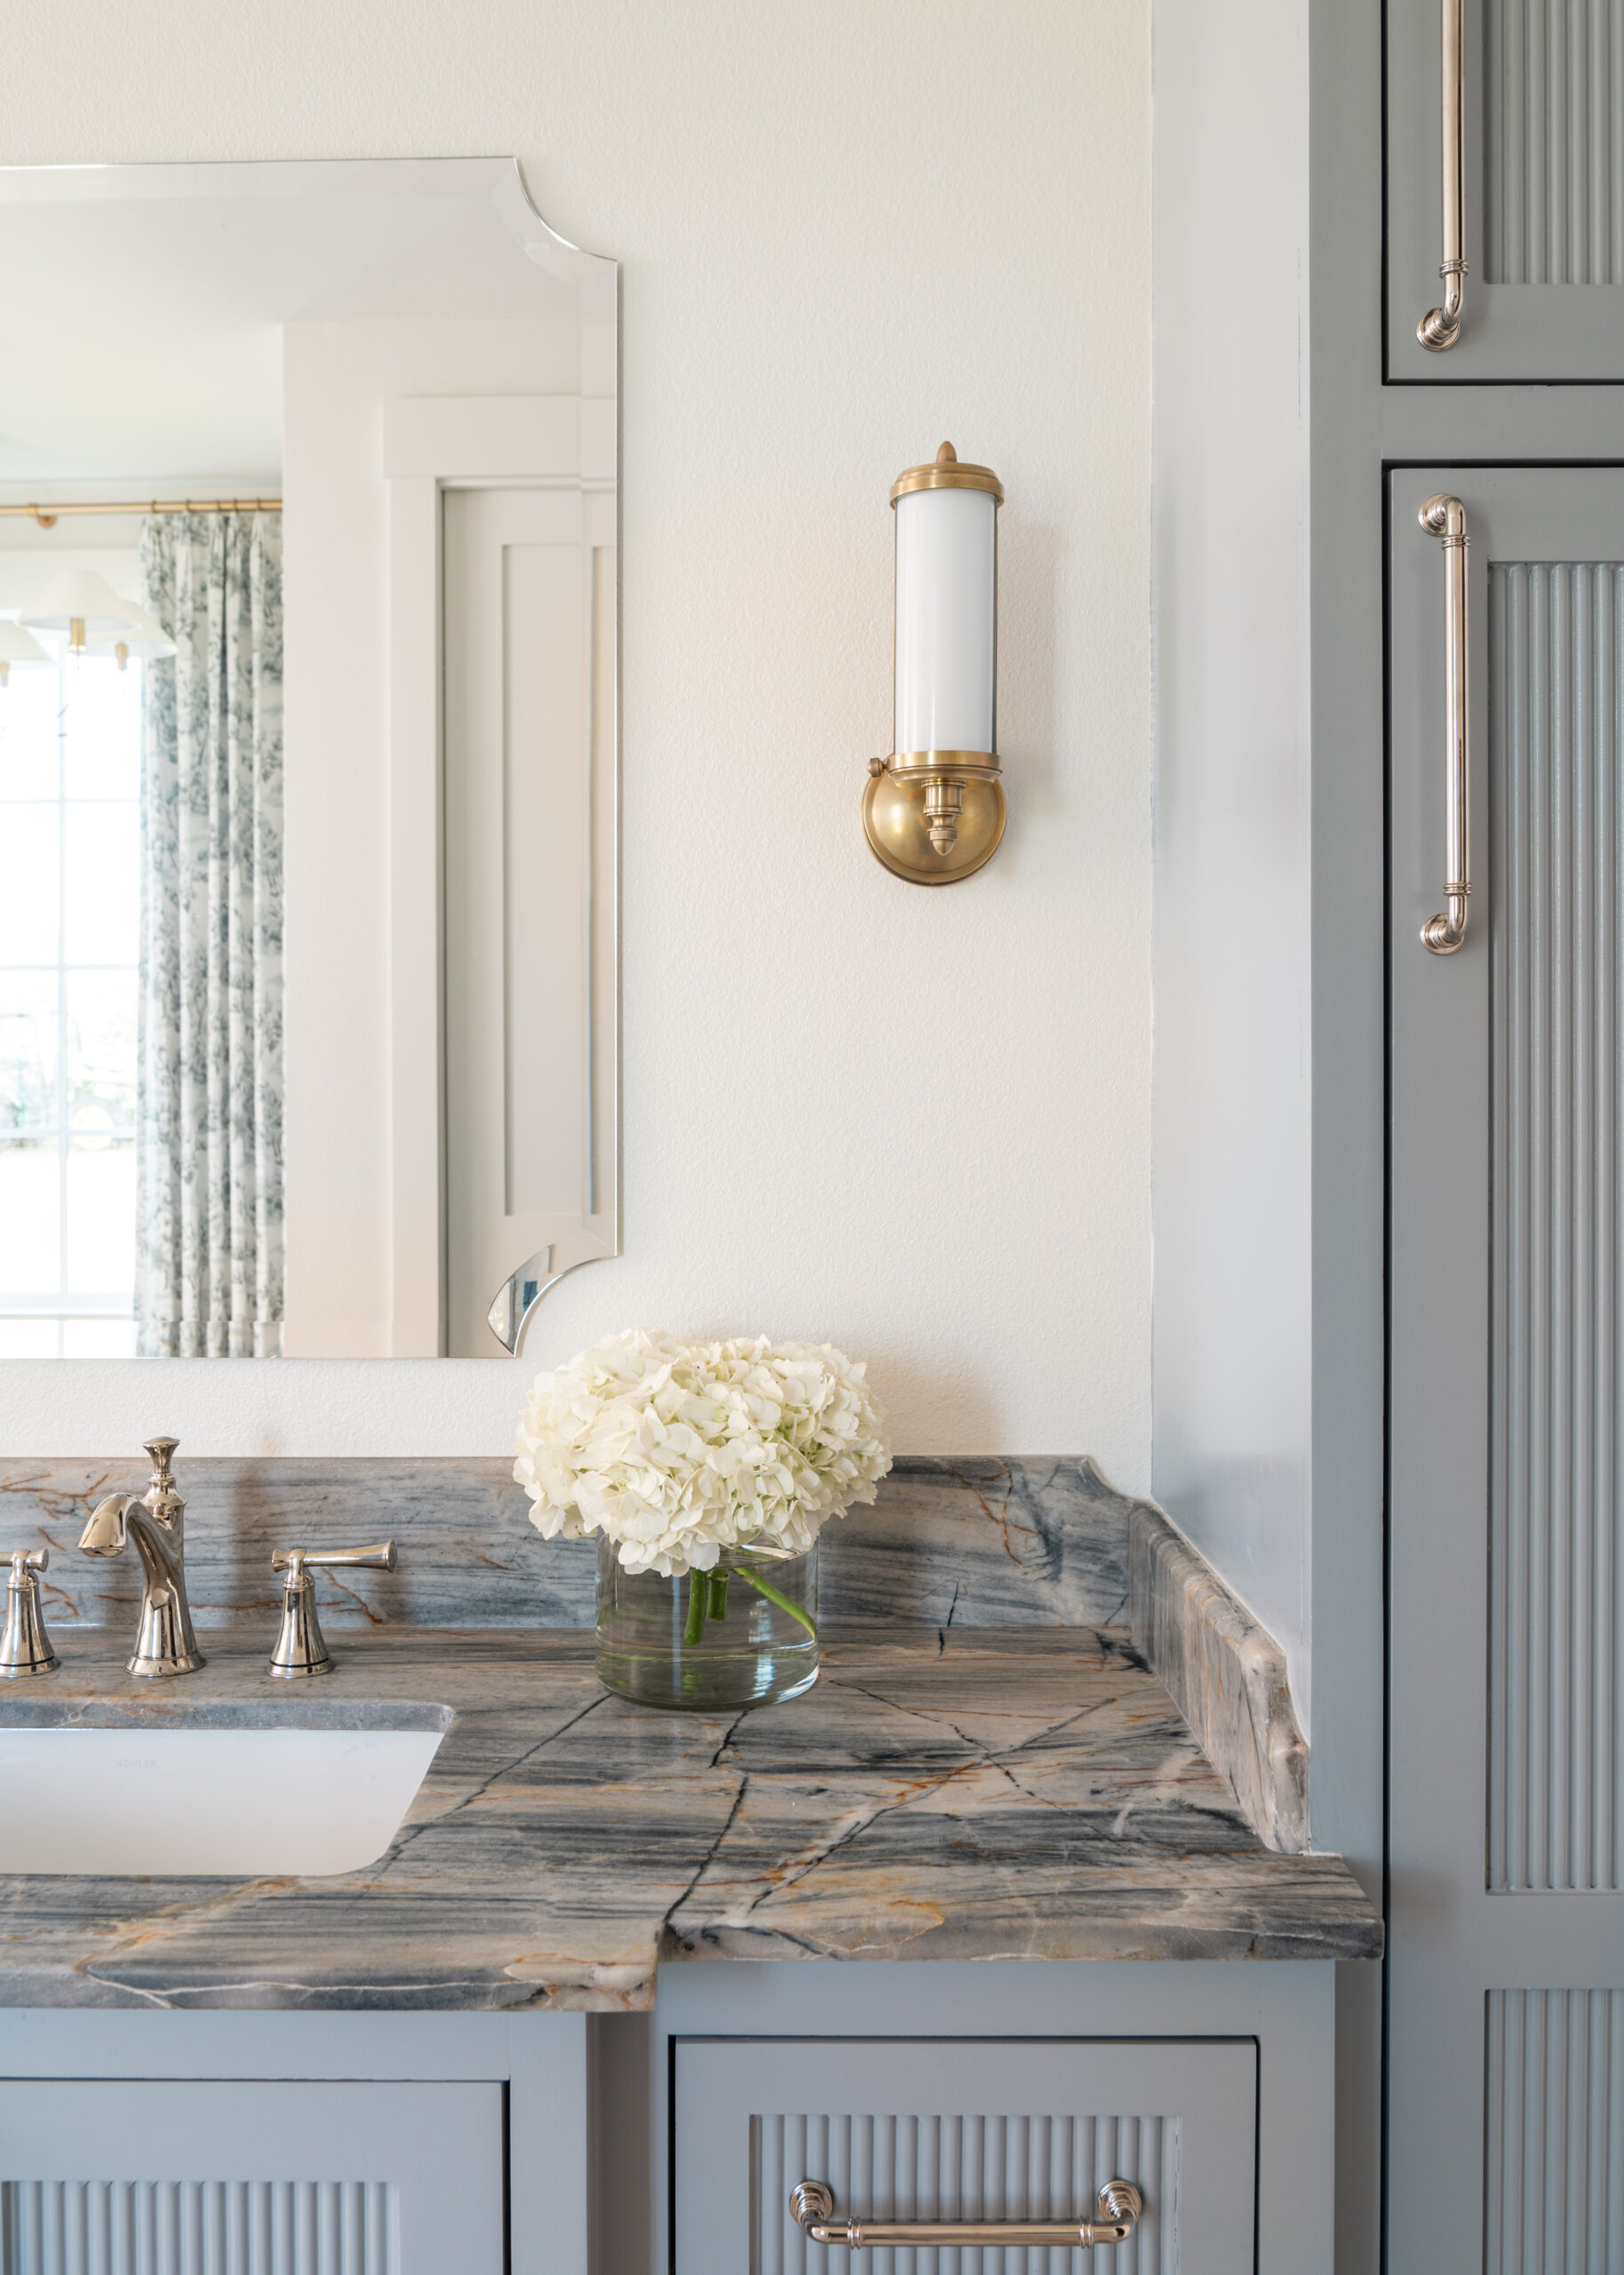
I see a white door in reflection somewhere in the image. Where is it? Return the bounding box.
[441,484,617,1355]
[0,616,140,1355]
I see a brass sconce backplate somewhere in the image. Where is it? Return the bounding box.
[862,758,1007,886]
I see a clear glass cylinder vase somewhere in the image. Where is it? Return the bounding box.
[594,1538,820,1711]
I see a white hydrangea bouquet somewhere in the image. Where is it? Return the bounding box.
[513,1329,890,1680]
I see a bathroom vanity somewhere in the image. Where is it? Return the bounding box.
[0,1456,1380,2272]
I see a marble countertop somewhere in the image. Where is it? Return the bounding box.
[0,1626,1381,2011]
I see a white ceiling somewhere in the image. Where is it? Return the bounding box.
[0,158,610,486]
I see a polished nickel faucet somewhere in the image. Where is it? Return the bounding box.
[268,1540,396,1678]
[80,1436,205,1679]
[0,1548,58,1677]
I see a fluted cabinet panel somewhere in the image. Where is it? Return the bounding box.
[752,2112,1176,2275]
[0,2181,396,2275]
[679,2037,1255,2273]
[1485,1992,1624,2273]
[1486,0,1624,282]
[1490,561,1624,1894]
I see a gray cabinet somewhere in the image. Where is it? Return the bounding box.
[1154,0,1624,2263]
[1387,0,1624,378]
[1388,465,1624,2271]
[0,1968,1334,2271]
[672,2037,1257,2273]
[0,2079,505,2273]
[0,2012,590,2275]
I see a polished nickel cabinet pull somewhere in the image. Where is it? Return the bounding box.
[1419,494,1471,953]
[1418,0,1466,347]
[789,2178,1143,2249]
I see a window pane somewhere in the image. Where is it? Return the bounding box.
[0,804,59,965]
[67,970,136,1137]
[0,624,143,1329]
[61,1317,135,1357]
[0,661,60,799]
[63,655,141,801]
[65,1138,134,1294]
[63,801,139,965]
[0,970,58,1140]
[0,1143,60,1293]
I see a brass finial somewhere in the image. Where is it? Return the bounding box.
[890,445,1002,507]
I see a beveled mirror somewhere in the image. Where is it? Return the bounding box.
[0,158,618,1359]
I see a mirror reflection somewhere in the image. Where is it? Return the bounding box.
[0,159,618,1360]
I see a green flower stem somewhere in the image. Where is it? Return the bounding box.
[682,1569,710,1644]
[736,1563,819,1641]
[710,1569,729,1620]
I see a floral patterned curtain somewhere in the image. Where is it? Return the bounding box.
[134,513,283,1357]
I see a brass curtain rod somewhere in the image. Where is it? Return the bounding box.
[0,499,281,530]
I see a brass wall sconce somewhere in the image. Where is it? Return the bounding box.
[863,441,1005,885]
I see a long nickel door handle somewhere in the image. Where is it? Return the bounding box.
[790,2178,1142,2249]
[1420,494,1470,953]
[1418,0,1466,346]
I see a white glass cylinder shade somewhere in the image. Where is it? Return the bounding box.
[893,484,998,758]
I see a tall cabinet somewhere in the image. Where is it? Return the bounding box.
[1153,3,1624,2270]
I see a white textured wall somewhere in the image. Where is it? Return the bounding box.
[0,0,1151,1464]
[1150,0,1314,1722]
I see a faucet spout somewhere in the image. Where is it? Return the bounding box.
[79,1497,129,1557]
[79,1438,204,1679]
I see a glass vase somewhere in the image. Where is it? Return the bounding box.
[594,1538,820,1711]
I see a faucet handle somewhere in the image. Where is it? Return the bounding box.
[267,1542,396,1679]
[1,1548,59,1677]
[271,1542,396,1575]
[142,1436,182,1516]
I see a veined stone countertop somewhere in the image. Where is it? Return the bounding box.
[0,1625,1381,2010]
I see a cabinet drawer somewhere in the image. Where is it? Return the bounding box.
[0,2080,505,2275]
[674,2037,1255,2273]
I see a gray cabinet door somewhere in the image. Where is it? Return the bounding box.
[0,2079,505,2274]
[1387,0,1624,379]
[673,2038,1255,2273]
[1389,467,1624,2272]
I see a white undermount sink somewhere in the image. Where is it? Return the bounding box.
[0,1712,449,1879]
